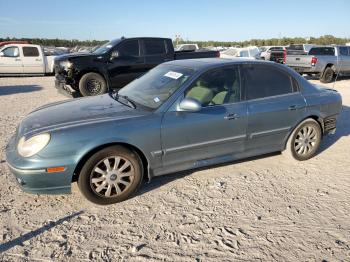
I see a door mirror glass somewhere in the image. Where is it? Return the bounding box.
[177,98,202,112]
[110,51,119,60]
[0,51,3,57]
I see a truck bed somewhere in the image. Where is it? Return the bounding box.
[174,49,219,60]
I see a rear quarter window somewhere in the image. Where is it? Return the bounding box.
[144,40,166,55]
[23,46,40,57]
[244,65,294,100]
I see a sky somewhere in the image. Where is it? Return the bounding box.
[0,0,349,42]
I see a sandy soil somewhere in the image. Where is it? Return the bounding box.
[0,76,349,261]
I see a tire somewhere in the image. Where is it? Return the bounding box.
[283,119,322,161]
[78,146,143,205]
[320,67,334,83]
[79,72,107,96]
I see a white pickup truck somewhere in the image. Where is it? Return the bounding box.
[0,44,56,75]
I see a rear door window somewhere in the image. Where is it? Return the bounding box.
[118,40,140,57]
[23,46,40,57]
[339,47,348,56]
[309,47,335,56]
[243,65,294,100]
[144,39,166,55]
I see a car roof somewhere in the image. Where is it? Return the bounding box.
[163,58,275,70]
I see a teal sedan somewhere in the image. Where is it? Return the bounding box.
[6,59,342,205]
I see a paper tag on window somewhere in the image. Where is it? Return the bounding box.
[154,97,160,103]
[164,71,183,79]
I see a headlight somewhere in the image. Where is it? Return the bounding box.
[17,133,51,158]
[59,60,72,69]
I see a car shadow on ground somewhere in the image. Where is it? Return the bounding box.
[136,152,279,198]
[318,105,350,155]
[138,106,350,197]
[0,210,84,253]
[304,75,350,82]
[0,85,43,96]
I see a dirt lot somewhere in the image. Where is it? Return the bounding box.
[0,76,349,261]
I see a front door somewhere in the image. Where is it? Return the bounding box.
[161,66,247,170]
[107,39,145,89]
[0,46,23,74]
[242,64,306,153]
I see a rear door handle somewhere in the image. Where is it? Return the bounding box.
[224,113,239,120]
[35,59,42,62]
[15,58,21,61]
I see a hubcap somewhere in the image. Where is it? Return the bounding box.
[86,79,102,94]
[90,156,134,198]
[294,125,318,156]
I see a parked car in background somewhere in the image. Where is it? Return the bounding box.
[175,44,199,51]
[0,44,56,75]
[220,46,260,60]
[6,58,342,205]
[54,37,220,96]
[286,44,314,55]
[286,45,350,83]
[260,46,286,63]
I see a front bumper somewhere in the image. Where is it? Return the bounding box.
[5,135,73,194]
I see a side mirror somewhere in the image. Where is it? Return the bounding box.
[0,51,4,57]
[110,51,119,60]
[177,98,202,112]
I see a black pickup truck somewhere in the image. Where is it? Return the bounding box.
[55,37,219,96]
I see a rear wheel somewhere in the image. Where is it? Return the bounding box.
[283,119,322,161]
[320,67,334,83]
[79,72,107,96]
[78,146,143,205]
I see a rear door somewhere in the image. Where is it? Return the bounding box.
[108,39,145,89]
[161,66,247,170]
[242,64,306,153]
[142,39,173,71]
[0,46,23,74]
[339,46,350,73]
[21,46,44,74]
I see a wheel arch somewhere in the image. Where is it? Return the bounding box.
[75,70,110,90]
[283,115,324,150]
[72,142,150,183]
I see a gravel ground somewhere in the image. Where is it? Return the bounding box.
[0,76,349,261]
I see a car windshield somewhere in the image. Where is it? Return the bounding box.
[92,39,120,55]
[118,65,194,110]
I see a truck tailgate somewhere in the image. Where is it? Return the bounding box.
[286,55,312,68]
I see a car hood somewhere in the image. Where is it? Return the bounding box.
[18,95,149,138]
[55,52,96,61]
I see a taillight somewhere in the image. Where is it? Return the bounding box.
[311,56,317,66]
[283,49,287,63]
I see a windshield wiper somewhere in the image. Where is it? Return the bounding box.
[111,90,136,109]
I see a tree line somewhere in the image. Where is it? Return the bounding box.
[1,35,349,48]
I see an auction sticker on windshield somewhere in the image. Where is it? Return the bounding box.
[164,71,183,79]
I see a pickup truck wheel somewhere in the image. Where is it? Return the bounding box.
[78,146,143,205]
[79,73,107,96]
[283,119,322,161]
[320,67,334,83]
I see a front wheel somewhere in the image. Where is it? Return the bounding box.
[79,72,107,96]
[283,119,322,161]
[78,146,143,205]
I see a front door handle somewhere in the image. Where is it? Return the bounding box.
[224,113,239,120]
[35,59,42,62]
[288,105,304,110]
[15,58,21,61]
